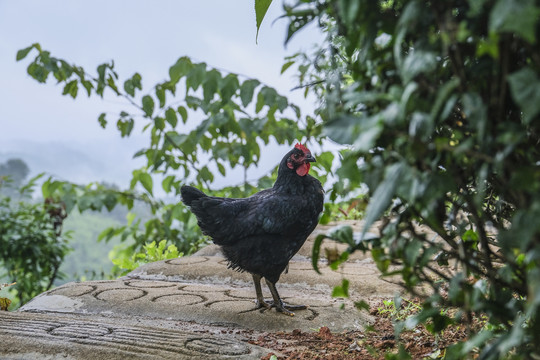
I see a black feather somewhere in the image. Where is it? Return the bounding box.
[181,147,324,284]
[180,185,206,206]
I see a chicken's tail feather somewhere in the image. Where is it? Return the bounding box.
[180,185,207,206]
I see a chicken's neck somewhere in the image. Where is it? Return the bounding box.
[273,161,311,195]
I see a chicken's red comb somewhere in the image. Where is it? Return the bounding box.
[295,143,310,153]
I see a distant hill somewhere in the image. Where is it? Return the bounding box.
[0,138,143,187]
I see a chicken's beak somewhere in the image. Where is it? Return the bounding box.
[305,153,316,163]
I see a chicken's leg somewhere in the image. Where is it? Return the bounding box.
[265,279,307,317]
[252,274,271,310]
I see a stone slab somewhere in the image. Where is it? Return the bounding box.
[9,220,408,359]
[20,277,374,333]
[128,255,402,298]
[0,311,268,359]
[18,220,404,334]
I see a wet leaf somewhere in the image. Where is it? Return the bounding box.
[255,0,273,43]
[508,67,540,124]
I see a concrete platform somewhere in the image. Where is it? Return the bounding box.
[5,221,405,359]
[0,311,267,359]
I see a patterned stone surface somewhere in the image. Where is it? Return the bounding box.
[0,311,264,359]
[20,275,375,332]
[10,221,407,359]
[129,255,400,298]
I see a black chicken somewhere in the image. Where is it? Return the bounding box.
[181,143,324,316]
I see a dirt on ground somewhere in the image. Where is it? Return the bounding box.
[241,298,478,360]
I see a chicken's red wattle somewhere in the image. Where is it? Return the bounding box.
[296,162,310,176]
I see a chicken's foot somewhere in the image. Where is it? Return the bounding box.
[265,279,307,317]
[251,274,307,315]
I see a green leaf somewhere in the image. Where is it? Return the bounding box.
[106,75,120,95]
[98,113,107,128]
[285,12,315,44]
[489,0,539,43]
[27,63,49,83]
[404,239,422,265]
[354,300,370,311]
[154,117,165,131]
[217,162,226,176]
[131,73,142,90]
[259,86,277,108]
[401,50,437,83]
[16,45,34,61]
[166,131,188,148]
[508,67,540,124]
[138,172,153,195]
[177,106,188,123]
[62,80,78,98]
[323,114,383,151]
[187,63,206,91]
[165,108,178,127]
[142,95,154,117]
[98,227,116,242]
[162,175,175,193]
[81,80,93,96]
[255,91,265,113]
[203,69,220,103]
[317,151,334,172]
[240,79,260,107]
[155,86,166,108]
[255,86,278,113]
[332,279,350,298]
[18,173,45,195]
[199,166,214,183]
[280,60,295,74]
[323,115,358,145]
[255,0,273,43]
[124,80,134,97]
[124,73,142,97]
[169,57,192,84]
[126,212,136,226]
[430,78,460,123]
[328,225,354,246]
[117,118,134,137]
[220,73,239,103]
[361,163,405,240]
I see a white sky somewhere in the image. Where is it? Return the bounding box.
[0,1,323,187]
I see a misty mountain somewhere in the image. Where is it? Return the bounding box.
[0,139,143,187]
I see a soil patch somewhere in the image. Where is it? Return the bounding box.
[245,299,478,359]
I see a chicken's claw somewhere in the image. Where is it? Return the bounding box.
[256,299,308,316]
[254,299,272,310]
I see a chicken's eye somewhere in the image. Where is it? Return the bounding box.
[293,154,300,160]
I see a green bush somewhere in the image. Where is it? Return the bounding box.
[292,0,540,358]
[0,176,71,305]
[109,240,182,276]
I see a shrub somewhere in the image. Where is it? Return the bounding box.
[292,0,540,357]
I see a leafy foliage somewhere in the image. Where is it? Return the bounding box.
[283,0,540,358]
[110,240,181,276]
[11,3,338,306]
[15,38,323,288]
[0,176,71,305]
